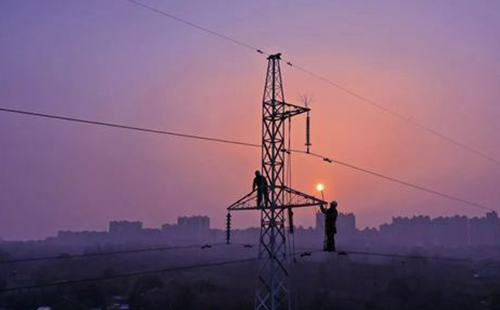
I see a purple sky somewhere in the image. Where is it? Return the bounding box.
[1,0,500,240]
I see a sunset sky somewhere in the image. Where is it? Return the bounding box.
[1,0,500,240]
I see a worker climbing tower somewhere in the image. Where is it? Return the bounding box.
[227,54,326,310]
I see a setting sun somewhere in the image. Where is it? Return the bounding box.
[316,183,325,192]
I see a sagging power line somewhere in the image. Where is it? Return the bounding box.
[340,249,474,263]
[120,0,268,55]
[118,0,500,168]
[0,238,479,269]
[0,249,322,294]
[297,151,495,212]
[0,256,260,293]
[295,247,476,263]
[0,106,494,212]
[0,246,481,294]
[0,243,226,265]
[0,107,259,148]
[288,64,500,167]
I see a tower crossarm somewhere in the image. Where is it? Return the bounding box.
[227,190,258,211]
[227,187,326,212]
[263,101,309,121]
[281,186,327,208]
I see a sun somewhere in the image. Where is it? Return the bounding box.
[316,183,324,192]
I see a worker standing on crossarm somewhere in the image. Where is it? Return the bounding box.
[320,201,338,252]
[253,170,269,208]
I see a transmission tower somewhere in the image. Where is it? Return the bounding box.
[227,53,326,310]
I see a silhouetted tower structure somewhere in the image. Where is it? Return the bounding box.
[227,54,326,310]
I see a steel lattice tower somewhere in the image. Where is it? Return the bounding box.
[227,54,326,310]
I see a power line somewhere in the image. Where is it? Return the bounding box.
[286,64,500,167]
[340,249,473,263]
[0,243,226,265]
[296,150,494,212]
[0,256,260,293]
[296,247,475,263]
[0,106,494,212]
[120,0,268,56]
[295,246,476,263]
[0,232,478,267]
[0,107,259,148]
[0,234,477,268]
[0,249,322,293]
[0,247,482,293]
[116,0,500,167]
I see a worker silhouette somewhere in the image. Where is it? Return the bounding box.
[320,201,338,252]
[253,170,269,208]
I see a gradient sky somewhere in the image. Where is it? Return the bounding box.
[1,0,500,240]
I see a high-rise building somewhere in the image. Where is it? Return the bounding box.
[469,211,500,246]
[109,221,142,236]
[177,216,210,238]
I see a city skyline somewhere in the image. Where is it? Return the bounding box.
[4,210,498,244]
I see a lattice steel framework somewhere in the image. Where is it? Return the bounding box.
[227,54,326,310]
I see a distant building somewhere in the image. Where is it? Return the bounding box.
[109,221,143,243]
[159,216,212,243]
[376,212,500,248]
[177,216,210,239]
[380,216,433,247]
[161,223,176,234]
[469,211,500,246]
[109,221,142,235]
[432,215,468,247]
